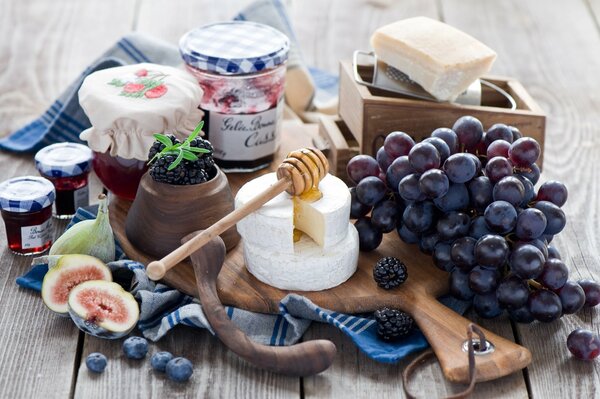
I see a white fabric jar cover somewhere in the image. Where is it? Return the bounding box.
[79,63,203,161]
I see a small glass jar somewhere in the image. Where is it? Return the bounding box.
[35,143,93,218]
[180,21,290,172]
[92,151,147,201]
[0,176,55,255]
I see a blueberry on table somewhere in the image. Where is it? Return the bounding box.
[151,351,174,372]
[86,352,108,373]
[166,357,194,382]
[123,336,149,360]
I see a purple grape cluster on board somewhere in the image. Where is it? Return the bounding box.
[347,115,600,324]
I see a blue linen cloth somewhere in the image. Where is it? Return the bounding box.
[16,207,470,363]
[0,0,338,153]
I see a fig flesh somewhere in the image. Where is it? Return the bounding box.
[68,280,139,339]
[41,255,112,315]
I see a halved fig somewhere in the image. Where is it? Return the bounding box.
[68,280,139,339]
[41,254,112,315]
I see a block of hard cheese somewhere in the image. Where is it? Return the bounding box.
[370,17,497,101]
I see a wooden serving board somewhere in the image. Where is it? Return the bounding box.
[110,123,531,383]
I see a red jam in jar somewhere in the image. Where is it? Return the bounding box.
[180,21,290,172]
[0,176,55,255]
[92,151,147,201]
[35,143,93,218]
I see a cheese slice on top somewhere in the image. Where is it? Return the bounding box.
[370,16,497,101]
[235,173,351,254]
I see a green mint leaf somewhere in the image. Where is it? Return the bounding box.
[153,133,173,147]
[167,150,184,171]
[181,150,198,161]
[191,120,204,139]
[187,147,211,154]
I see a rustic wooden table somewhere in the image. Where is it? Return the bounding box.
[1,0,599,397]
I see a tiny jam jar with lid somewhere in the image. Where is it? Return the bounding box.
[35,142,93,219]
[0,176,55,255]
[180,21,290,172]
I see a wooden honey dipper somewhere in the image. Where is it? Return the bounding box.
[146,147,329,281]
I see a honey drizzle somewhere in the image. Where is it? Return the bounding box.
[292,185,323,242]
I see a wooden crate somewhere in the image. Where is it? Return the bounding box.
[338,60,546,167]
[315,115,360,185]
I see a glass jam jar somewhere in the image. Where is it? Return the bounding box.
[92,152,147,201]
[180,21,290,172]
[0,176,55,255]
[35,142,93,218]
[78,63,204,201]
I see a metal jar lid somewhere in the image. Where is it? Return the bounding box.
[35,142,93,178]
[0,176,56,213]
[179,21,290,75]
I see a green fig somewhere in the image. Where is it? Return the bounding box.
[50,194,115,263]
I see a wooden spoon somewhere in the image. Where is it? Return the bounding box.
[185,232,337,376]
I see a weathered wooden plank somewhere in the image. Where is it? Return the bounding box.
[74,327,299,399]
[136,0,259,44]
[303,312,527,398]
[587,0,600,27]
[0,0,138,138]
[442,0,600,397]
[0,0,137,397]
[289,0,439,73]
[0,154,77,399]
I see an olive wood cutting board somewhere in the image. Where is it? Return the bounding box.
[109,123,531,383]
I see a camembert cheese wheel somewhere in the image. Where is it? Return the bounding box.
[243,223,359,291]
[235,172,358,291]
[235,173,351,253]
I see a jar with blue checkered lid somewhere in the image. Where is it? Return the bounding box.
[0,176,55,255]
[180,21,290,172]
[35,143,93,219]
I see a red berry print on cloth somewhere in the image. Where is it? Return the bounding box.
[123,83,145,93]
[145,84,168,99]
[107,69,169,99]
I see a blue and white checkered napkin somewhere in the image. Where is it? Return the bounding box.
[0,0,338,153]
[16,206,469,363]
[0,34,180,153]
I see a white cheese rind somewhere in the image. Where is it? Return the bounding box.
[370,16,497,101]
[243,223,359,291]
[235,173,351,253]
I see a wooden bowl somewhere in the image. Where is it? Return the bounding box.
[125,167,240,258]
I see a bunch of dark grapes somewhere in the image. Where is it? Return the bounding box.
[347,115,600,323]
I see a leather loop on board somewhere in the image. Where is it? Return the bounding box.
[402,323,486,399]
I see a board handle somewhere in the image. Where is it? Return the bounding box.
[408,295,531,383]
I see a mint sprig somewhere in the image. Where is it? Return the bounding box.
[147,121,209,171]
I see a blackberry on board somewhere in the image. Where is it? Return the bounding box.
[374,307,414,341]
[149,155,187,185]
[148,134,179,160]
[373,257,407,289]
